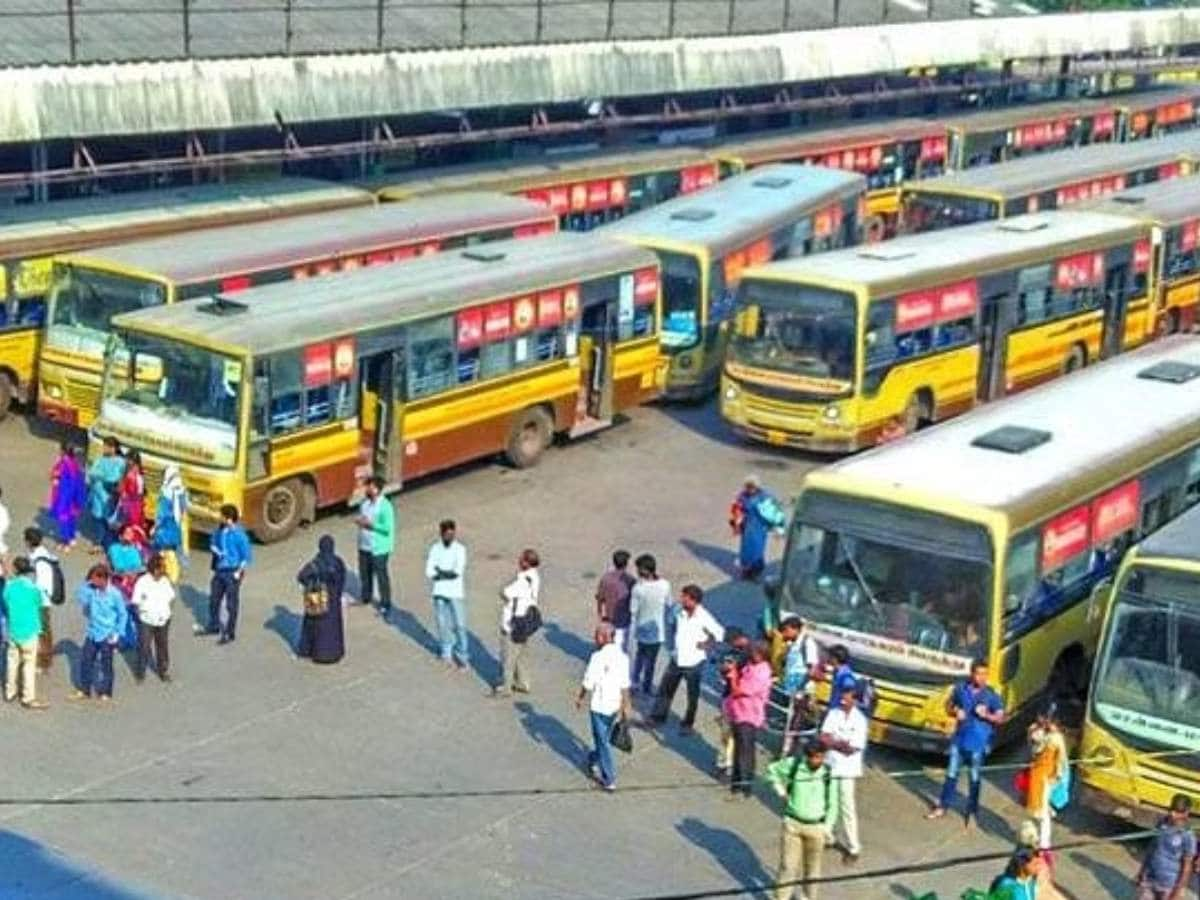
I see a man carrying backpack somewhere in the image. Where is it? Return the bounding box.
[765,739,833,900]
[493,549,541,698]
[24,527,63,672]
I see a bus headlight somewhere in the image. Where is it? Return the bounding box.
[724,383,739,401]
[44,383,63,400]
[823,404,841,421]
[1088,745,1117,770]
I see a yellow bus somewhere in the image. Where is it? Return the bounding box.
[94,232,663,542]
[374,146,719,231]
[1120,85,1200,140]
[1089,176,1200,335]
[1079,503,1200,826]
[604,164,866,399]
[773,336,1200,751]
[39,192,557,428]
[722,211,1152,451]
[0,179,370,419]
[902,130,1200,233]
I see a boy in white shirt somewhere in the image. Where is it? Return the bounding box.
[820,685,869,862]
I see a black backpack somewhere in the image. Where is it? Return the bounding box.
[36,556,66,606]
[510,605,543,644]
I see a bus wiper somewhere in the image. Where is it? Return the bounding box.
[837,535,880,609]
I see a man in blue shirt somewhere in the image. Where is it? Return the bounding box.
[926,658,1005,828]
[1137,794,1195,900]
[70,563,129,701]
[827,645,859,710]
[197,504,252,645]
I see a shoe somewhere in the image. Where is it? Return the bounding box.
[159,673,172,683]
[21,700,49,710]
[925,807,945,820]
[603,783,616,793]
[678,724,695,736]
[218,635,234,645]
[193,625,218,637]
[490,687,512,698]
[842,852,860,866]
[3,694,14,703]
[97,695,114,704]
[135,673,146,684]
[512,683,531,694]
[68,690,90,701]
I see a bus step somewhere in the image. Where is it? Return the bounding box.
[569,416,612,439]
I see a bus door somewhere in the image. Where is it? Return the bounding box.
[1100,263,1129,360]
[574,280,617,432]
[360,348,403,487]
[977,290,1013,401]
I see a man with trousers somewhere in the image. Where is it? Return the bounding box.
[725,640,773,799]
[1136,793,1194,900]
[3,557,47,709]
[765,739,833,900]
[25,527,58,672]
[820,685,868,863]
[72,563,128,701]
[199,504,251,644]
[494,548,540,697]
[595,550,634,649]
[648,584,724,735]
[927,658,1005,828]
[356,477,396,618]
[629,552,670,695]
[576,623,632,792]
[425,519,468,671]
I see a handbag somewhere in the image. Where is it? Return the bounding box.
[610,717,633,754]
[1050,767,1071,812]
[303,584,329,616]
[1012,767,1031,798]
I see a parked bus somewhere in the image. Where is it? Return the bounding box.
[1079,502,1200,826]
[902,131,1200,233]
[39,192,557,428]
[94,232,662,542]
[1119,85,1200,140]
[721,211,1151,451]
[0,179,370,419]
[1089,176,1200,334]
[605,164,866,399]
[772,336,1200,751]
[374,146,719,231]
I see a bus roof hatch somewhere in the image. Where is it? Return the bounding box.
[970,425,1052,454]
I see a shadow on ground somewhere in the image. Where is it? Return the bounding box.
[0,829,152,899]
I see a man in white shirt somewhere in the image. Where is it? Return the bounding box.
[576,624,632,791]
[131,553,176,682]
[425,519,469,672]
[648,584,724,735]
[493,548,540,698]
[820,685,868,863]
[24,527,57,672]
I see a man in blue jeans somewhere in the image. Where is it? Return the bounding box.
[424,519,468,670]
[576,624,632,792]
[926,658,1005,829]
[70,563,128,702]
[197,505,252,645]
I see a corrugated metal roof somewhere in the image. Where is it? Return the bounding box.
[1085,174,1200,227]
[714,118,944,165]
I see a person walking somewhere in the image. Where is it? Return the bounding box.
[725,640,773,799]
[131,553,175,682]
[1136,794,1195,900]
[1024,702,1068,851]
[765,739,833,900]
[648,584,724,736]
[71,563,128,702]
[296,534,347,665]
[48,442,85,552]
[595,550,634,648]
[3,557,48,709]
[25,527,59,672]
[729,474,786,581]
[355,477,395,619]
[425,519,468,671]
[628,553,670,695]
[86,437,124,551]
[820,685,868,863]
[927,658,1006,829]
[197,504,251,644]
[493,548,540,697]
[576,624,632,792]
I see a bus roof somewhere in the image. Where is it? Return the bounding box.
[60,192,553,284]
[712,119,943,165]
[1084,174,1200,228]
[603,164,865,257]
[939,95,1124,133]
[741,210,1143,298]
[1137,501,1200,564]
[0,179,370,254]
[907,132,1200,201]
[805,336,1200,529]
[110,232,657,357]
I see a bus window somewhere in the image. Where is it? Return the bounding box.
[407,317,455,398]
[659,252,702,349]
[269,352,304,434]
[905,193,999,232]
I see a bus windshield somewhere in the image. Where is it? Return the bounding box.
[100,331,241,469]
[47,264,166,355]
[782,491,992,678]
[658,250,703,350]
[730,280,856,383]
[1092,566,1200,751]
[904,192,999,233]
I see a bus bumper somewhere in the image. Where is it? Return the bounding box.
[728,421,862,454]
[867,718,952,755]
[1078,782,1165,830]
[38,395,79,427]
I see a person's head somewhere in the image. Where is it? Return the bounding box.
[1006,848,1037,881]
[519,548,539,571]
[1168,793,1193,826]
[11,556,32,577]
[23,526,43,550]
[680,583,703,613]
[439,519,456,544]
[829,644,849,667]
[744,474,761,495]
[318,534,335,556]
[1035,701,1059,730]
[779,615,803,640]
[802,738,826,770]
[59,440,76,458]
[119,523,137,544]
[126,449,142,470]
[102,436,119,456]
[749,641,769,664]
[970,658,989,688]
[86,563,111,586]
[594,623,614,648]
[634,553,657,579]
[839,685,859,712]
[220,504,239,526]
[612,550,630,571]
[146,553,166,578]
[365,476,385,499]
[725,626,750,652]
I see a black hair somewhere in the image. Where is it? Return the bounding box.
[829,645,849,665]
[370,475,386,490]
[971,658,988,673]
[440,519,456,533]
[635,553,657,576]
[220,504,240,523]
[23,527,43,548]
[612,550,631,569]
[1170,793,1193,814]
[11,556,32,576]
[681,584,703,603]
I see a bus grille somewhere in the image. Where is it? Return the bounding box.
[65,379,99,413]
[744,394,817,420]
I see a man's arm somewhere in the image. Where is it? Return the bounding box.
[1169,836,1195,898]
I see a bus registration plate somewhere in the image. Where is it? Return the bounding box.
[766,429,787,446]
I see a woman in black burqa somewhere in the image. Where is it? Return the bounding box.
[296,534,346,664]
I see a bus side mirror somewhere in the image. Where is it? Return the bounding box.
[1087,578,1113,627]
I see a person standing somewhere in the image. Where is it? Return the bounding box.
[825,645,860,710]
[725,640,773,799]
[576,624,632,792]
[595,550,634,648]
[86,437,124,550]
[493,548,540,697]
[115,449,146,531]
[72,563,128,702]
[3,557,48,709]
[765,739,833,900]
[131,553,175,682]
[198,504,251,645]
[927,658,1006,828]
[820,686,868,863]
[425,519,469,671]
[1025,703,1069,851]
[296,535,347,665]
[989,849,1042,900]
[48,443,85,552]
[355,477,395,618]
[648,584,724,735]
[24,527,59,672]
[779,615,822,756]
[628,553,670,695]
[1136,794,1195,900]
[152,464,189,584]
[729,475,786,581]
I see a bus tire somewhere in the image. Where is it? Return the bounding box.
[1166,308,1181,335]
[506,406,553,469]
[255,478,304,544]
[0,372,13,421]
[1063,346,1086,374]
[902,391,931,434]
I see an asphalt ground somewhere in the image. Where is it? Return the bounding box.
[0,400,1138,899]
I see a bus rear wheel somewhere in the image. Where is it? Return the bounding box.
[1063,346,1086,374]
[0,373,13,422]
[506,407,552,468]
[255,478,306,544]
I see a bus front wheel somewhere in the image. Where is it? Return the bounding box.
[506,407,552,468]
[255,478,306,544]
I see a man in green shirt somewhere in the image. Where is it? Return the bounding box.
[3,557,47,709]
[764,739,832,900]
[356,476,396,618]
